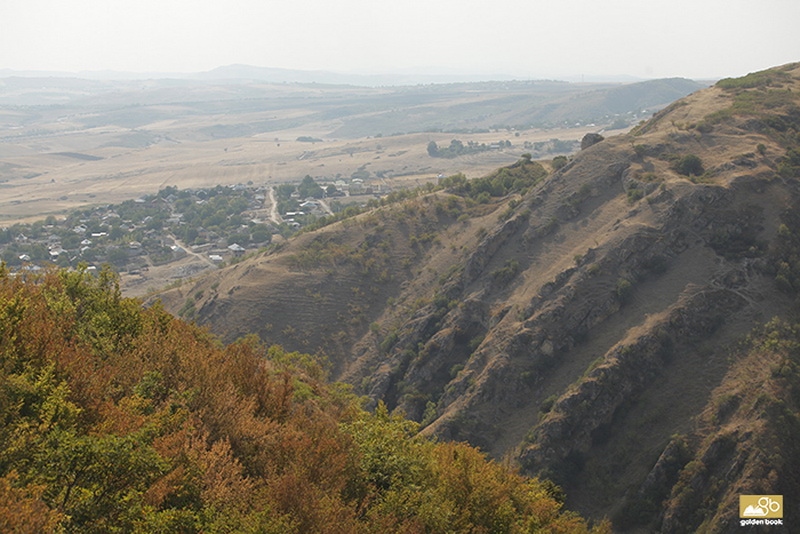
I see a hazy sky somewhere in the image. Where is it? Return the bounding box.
[2,0,798,80]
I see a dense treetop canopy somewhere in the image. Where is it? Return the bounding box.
[0,265,607,533]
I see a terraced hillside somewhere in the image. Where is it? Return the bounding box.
[156,63,800,532]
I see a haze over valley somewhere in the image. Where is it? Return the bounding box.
[0,73,704,224]
[6,61,800,532]
[2,0,800,532]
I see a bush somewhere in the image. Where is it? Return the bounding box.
[673,154,704,177]
[779,148,800,178]
[491,259,521,285]
[717,68,790,90]
[439,159,547,202]
[552,155,568,170]
[616,278,634,303]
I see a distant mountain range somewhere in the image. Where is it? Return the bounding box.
[0,69,705,138]
[0,64,653,86]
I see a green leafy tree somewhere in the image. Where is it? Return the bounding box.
[673,154,704,176]
[250,226,273,245]
[298,175,323,199]
[552,155,569,170]
[276,184,296,200]
[106,248,129,266]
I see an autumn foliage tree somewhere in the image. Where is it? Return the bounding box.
[0,264,608,533]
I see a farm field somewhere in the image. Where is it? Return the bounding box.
[0,75,701,223]
[0,122,599,223]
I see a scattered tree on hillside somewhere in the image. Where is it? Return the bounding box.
[427,139,512,159]
[673,154,704,177]
[439,158,548,201]
[552,155,569,170]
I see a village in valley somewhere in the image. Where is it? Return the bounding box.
[0,174,379,282]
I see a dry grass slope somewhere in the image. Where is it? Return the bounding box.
[155,62,800,531]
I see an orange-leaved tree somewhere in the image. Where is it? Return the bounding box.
[0,264,608,533]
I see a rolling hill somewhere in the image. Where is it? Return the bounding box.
[0,71,703,224]
[154,62,800,531]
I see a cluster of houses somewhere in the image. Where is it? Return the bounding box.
[4,209,186,274]
[2,186,259,273]
[282,198,326,228]
[2,177,381,275]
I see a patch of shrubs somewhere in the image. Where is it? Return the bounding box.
[717,68,791,90]
[439,158,547,202]
[672,154,705,177]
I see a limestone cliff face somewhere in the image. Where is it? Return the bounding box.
[156,63,800,530]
